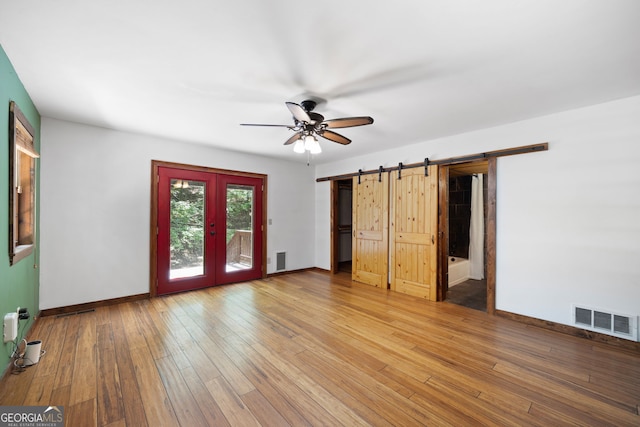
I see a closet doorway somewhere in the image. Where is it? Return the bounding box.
[330,179,353,274]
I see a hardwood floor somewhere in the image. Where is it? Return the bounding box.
[1,270,639,426]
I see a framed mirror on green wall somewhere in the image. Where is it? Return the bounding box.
[8,101,39,265]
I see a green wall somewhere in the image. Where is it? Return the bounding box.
[0,45,40,370]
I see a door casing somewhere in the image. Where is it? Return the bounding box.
[438,159,494,312]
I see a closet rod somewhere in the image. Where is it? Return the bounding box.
[316,142,548,182]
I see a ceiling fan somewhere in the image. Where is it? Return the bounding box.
[241,99,374,154]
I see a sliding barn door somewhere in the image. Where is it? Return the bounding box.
[352,173,389,288]
[390,166,438,300]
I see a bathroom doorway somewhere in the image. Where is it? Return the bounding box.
[442,160,489,311]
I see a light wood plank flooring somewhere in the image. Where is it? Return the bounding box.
[1,270,639,426]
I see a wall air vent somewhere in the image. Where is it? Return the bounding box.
[276,252,286,271]
[575,307,592,326]
[573,305,638,341]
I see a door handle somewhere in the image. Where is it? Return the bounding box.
[210,231,216,235]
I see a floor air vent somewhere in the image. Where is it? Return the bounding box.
[276,252,286,271]
[573,305,638,341]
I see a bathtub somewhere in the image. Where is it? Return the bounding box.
[448,256,470,287]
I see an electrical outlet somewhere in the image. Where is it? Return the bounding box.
[3,312,18,343]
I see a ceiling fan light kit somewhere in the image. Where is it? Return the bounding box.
[293,139,305,153]
[241,100,373,156]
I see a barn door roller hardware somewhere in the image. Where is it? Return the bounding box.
[316,143,548,183]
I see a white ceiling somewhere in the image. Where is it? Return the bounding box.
[1,0,639,164]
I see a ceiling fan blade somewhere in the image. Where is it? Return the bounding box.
[240,123,295,129]
[286,102,311,123]
[284,132,302,145]
[323,116,374,129]
[318,130,351,145]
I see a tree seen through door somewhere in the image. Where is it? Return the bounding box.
[225,184,254,271]
[170,179,205,279]
[169,181,255,278]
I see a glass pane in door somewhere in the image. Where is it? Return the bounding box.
[225,184,253,272]
[170,179,205,279]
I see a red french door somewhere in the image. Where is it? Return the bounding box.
[214,173,264,285]
[156,166,263,295]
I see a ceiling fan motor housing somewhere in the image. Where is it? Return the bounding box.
[300,99,317,112]
[308,112,325,124]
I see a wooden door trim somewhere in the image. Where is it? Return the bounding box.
[330,180,339,274]
[486,157,497,315]
[149,160,267,297]
[437,166,449,301]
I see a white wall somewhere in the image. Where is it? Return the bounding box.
[315,95,640,331]
[40,95,640,333]
[40,118,316,309]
